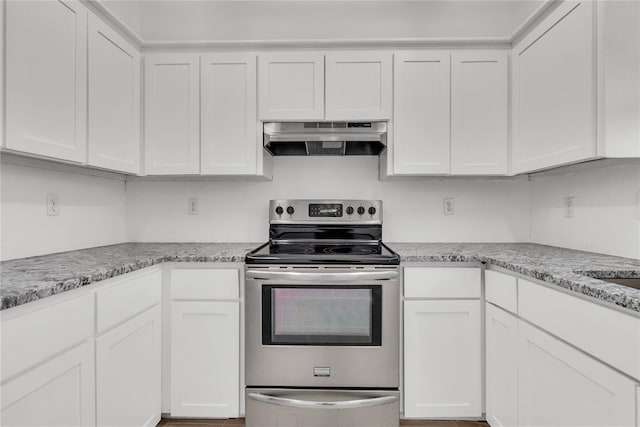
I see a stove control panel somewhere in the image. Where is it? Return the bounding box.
[270,199,382,224]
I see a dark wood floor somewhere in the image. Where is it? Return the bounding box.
[158,418,489,427]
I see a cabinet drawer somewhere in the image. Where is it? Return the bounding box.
[485,270,518,313]
[1,293,93,382]
[518,279,640,381]
[96,268,162,334]
[404,267,480,298]
[171,269,239,300]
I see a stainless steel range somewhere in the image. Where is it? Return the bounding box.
[245,199,400,427]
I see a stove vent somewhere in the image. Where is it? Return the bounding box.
[263,122,387,156]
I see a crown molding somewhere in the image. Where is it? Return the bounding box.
[508,0,559,47]
[81,0,144,48]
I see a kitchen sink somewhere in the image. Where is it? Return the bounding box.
[592,277,640,290]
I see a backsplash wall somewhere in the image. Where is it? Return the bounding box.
[529,161,640,259]
[0,157,128,261]
[126,156,531,243]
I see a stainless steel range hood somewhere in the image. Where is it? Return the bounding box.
[263,122,387,156]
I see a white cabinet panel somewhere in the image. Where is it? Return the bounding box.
[87,14,141,174]
[171,268,240,300]
[1,341,95,427]
[518,278,640,381]
[95,268,162,334]
[1,293,93,383]
[5,0,87,162]
[451,51,508,175]
[518,321,636,427]
[404,267,481,299]
[96,306,161,427]
[485,303,518,427]
[404,299,481,418]
[484,270,518,314]
[325,52,392,121]
[512,1,596,173]
[144,54,200,175]
[201,54,258,175]
[171,301,240,418]
[392,52,450,175]
[258,53,324,120]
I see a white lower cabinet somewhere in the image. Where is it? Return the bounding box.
[170,300,240,417]
[404,299,481,418]
[1,340,95,427]
[485,303,518,427]
[96,305,162,427]
[518,320,636,427]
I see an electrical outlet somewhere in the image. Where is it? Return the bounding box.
[443,198,455,215]
[564,196,575,218]
[188,198,199,215]
[47,194,59,216]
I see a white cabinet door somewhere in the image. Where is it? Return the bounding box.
[392,52,450,175]
[144,54,200,175]
[258,53,324,120]
[1,341,95,427]
[96,305,161,427]
[325,52,392,121]
[518,321,636,427]
[485,303,518,427]
[404,299,481,418]
[451,51,508,175]
[512,1,596,173]
[171,301,240,418]
[87,14,141,174]
[5,0,87,162]
[201,54,258,175]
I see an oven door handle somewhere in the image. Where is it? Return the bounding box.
[246,270,397,281]
[247,392,398,410]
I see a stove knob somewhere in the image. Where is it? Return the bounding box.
[287,206,295,215]
[275,206,284,215]
[368,206,377,215]
[357,206,365,215]
[346,206,354,215]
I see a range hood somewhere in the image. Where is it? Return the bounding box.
[263,122,387,156]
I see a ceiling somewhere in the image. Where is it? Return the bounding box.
[97,0,547,43]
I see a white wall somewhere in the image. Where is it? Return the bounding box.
[0,157,128,260]
[529,162,640,259]
[126,156,531,243]
[133,0,543,42]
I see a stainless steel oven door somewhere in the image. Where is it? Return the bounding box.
[245,266,399,388]
[245,388,399,427]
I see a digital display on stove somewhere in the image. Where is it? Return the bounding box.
[309,203,343,217]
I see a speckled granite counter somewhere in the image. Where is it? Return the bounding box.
[389,242,640,314]
[1,242,639,314]
[0,243,259,310]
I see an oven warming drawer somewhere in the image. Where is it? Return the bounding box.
[245,388,399,427]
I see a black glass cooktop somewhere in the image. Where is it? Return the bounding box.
[246,241,400,265]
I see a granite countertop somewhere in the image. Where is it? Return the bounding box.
[0,243,260,310]
[1,242,639,314]
[390,242,640,314]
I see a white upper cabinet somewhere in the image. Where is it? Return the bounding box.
[392,51,450,175]
[451,51,508,175]
[599,0,640,158]
[201,54,258,175]
[144,54,200,175]
[258,53,324,120]
[325,52,392,121]
[87,15,141,174]
[5,0,87,163]
[512,1,596,174]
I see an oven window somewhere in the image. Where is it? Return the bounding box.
[262,285,382,346]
